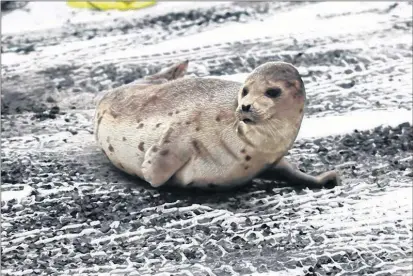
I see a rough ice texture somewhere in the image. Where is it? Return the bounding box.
[1,1,412,276]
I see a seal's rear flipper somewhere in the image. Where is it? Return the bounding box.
[145,60,189,82]
[258,157,340,189]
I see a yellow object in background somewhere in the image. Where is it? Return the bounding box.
[67,1,156,11]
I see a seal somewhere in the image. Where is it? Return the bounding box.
[94,60,340,189]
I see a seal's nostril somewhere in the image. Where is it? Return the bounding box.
[241,104,251,112]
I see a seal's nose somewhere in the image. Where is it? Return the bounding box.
[241,104,251,112]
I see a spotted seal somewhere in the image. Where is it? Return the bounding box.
[94,60,339,189]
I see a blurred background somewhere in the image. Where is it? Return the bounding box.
[1,1,412,276]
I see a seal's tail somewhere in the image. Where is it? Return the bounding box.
[145,60,189,82]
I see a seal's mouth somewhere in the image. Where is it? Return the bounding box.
[242,118,254,124]
[238,113,256,124]
[236,108,257,124]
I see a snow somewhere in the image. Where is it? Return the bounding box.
[1,1,226,35]
[1,185,33,203]
[83,2,408,64]
[297,109,412,139]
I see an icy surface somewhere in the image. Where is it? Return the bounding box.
[1,1,412,276]
[298,109,412,139]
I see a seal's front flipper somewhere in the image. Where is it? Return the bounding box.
[258,157,340,189]
[141,144,190,188]
[145,60,189,82]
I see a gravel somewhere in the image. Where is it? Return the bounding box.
[1,2,412,276]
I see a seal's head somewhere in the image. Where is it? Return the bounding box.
[236,62,305,125]
[235,62,306,152]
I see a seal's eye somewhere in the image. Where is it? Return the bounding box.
[265,88,282,98]
[242,87,248,97]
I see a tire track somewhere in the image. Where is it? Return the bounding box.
[1,122,412,275]
[2,3,411,115]
[1,2,304,54]
[1,1,412,276]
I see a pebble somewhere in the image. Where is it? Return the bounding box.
[336,79,356,89]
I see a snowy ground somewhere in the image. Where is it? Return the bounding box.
[1,1,412,276]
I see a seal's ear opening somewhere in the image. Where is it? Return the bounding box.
[297,78,306,96]
[287,79,305,96]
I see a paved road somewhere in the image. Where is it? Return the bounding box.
[1,2,412,276]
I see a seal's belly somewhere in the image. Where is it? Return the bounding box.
[172,156,264,188]
[169,136,271,188]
